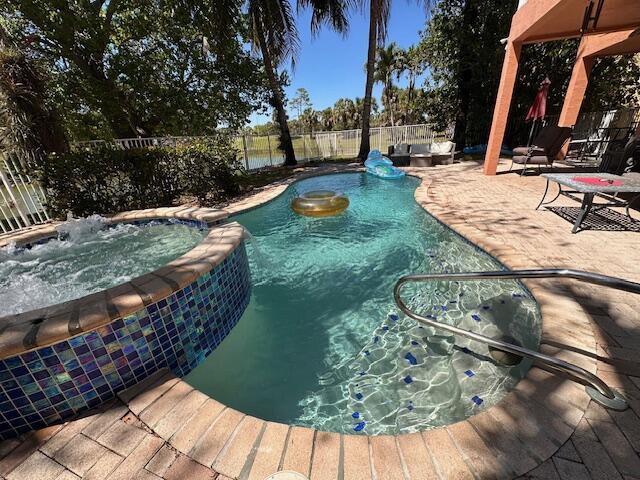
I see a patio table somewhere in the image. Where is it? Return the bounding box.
[536,173,640,233]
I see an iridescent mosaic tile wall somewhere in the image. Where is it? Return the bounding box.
[0,244,251,440]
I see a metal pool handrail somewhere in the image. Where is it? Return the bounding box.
[393,269,640,411]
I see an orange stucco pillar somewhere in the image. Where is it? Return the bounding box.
[558,55,594,128]
[484,40,522,175]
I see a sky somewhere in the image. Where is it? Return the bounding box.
[249,2,430,126]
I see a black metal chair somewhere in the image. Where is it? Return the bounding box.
[599,135,640,175]
[510,126,573,175]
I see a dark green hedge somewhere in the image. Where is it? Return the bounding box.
[37,136,244,217]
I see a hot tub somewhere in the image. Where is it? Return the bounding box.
[0,207,251,439]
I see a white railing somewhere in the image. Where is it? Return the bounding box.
[73,124,451,169]
[0,152,50,234]
[315,124,451,158]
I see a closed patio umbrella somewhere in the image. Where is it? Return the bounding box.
[526,76,551,146]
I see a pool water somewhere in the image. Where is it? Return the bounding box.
[185,173,542,435]
[0,217,206,318]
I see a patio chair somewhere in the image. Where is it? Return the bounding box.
[409,144,432,167]
[430,141,456,165]
[510,126,573,175]
[599,134,640,174]
[388,143,410,166]
[408,141,457,167]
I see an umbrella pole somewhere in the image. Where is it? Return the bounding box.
[527,119,536,147]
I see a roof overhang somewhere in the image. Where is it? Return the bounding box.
[511,0,640,44]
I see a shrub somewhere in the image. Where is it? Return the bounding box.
[36,135,245,218]
[172,137,243,205]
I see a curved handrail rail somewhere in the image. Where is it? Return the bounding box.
[393,269,639,410]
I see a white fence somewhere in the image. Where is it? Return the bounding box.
[73,133,323,171]
[73,123,449,169]
[2,124,447,234]
[315,124,450,158]
[0,152,50,234]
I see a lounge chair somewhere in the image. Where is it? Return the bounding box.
[511,126,573,175]
[388,143,410,166]
[536,136,640,232]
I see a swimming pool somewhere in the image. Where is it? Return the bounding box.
[186,173,541,435]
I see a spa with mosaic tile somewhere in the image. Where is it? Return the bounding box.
[0,209,251,439]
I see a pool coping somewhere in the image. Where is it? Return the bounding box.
[0,207,245,360]
[113,165,596,479]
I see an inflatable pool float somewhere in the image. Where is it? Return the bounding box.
[365,151,405,179]
[291,190,349,217]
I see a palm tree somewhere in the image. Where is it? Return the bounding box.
[357,0,429,160]
[248,0,350,166]
[247,0,299,165]
[374,42,401,127]
[398,45,425,124]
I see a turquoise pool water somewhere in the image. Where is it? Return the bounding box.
[186,173,541,435]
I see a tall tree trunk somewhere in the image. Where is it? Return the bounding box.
[452,0,476,149]
[91,80,140,138]
[255,17,297,166]
[386,82,395,126]
[408,73,415,123]
[357,0,378,161]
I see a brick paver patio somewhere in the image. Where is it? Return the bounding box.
[0,160,639,479]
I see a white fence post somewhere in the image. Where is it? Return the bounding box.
[303,135,307,161]
[241,135,250,170]
[0,157,31,228]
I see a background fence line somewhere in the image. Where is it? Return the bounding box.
[2,110,637,235]
[1,123,448,234]
[72,123,450,171]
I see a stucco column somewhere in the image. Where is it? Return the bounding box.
[558,55,594,128]
[484,40,522,175]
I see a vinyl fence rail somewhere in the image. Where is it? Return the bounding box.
[0,151,50,234]
[72,124,452,169]
[314,124,451,159]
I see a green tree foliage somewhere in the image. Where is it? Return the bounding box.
[0,23,67,158]
[1,0,269,140]
[379,85,428,125]
[356,0,430,159]
[39,137,244,216]
[419,0,640,148]
[374,42,402,126]
[290,87,312,119]
[252,95,380,133]
[418,0,516,147]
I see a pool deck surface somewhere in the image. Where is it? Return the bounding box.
[1,160,640,479]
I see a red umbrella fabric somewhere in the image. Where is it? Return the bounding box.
[526,77,551,122]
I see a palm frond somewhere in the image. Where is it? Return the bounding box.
[374,0,391,45]
[248,0,300,66]
[297,0,355,37]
